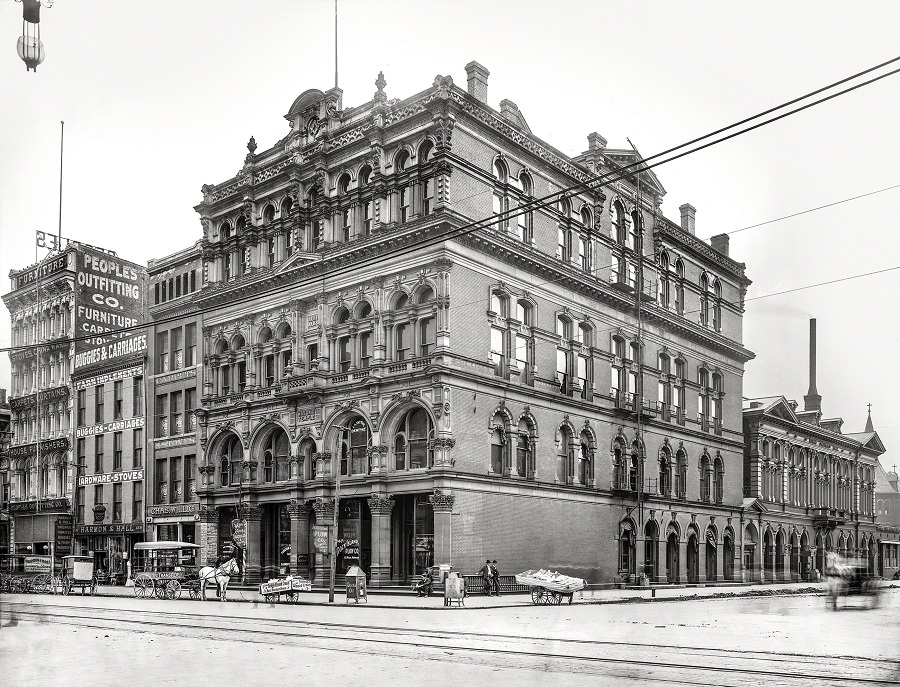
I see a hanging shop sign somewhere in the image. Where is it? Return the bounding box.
[8,385,70,411]
[75,416,145,439]
[74,522,144,535]
[8,437,69,460]
[8,497,70,513]
[54,515,74,556]
[73,245,146,370]
[147,503,199,517]
[77,469,144,487]
[312,524,330,553]
[231,519,247,548]
[73,365,144,390]
[24,556,52,572]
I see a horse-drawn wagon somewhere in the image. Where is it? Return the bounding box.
[59,555,98,595]
[132,541,204,600]
[515,569,586,605]
[824,552,882,610]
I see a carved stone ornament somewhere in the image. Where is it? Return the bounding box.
[92,503,107,523]
[312,497,334,517]
[198,507,219,523]
[287,499,312,518]
[238,503,263,520]
[429,489,455,513]
[367,494,395,516]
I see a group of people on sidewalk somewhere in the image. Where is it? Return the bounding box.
[481,559,502,596]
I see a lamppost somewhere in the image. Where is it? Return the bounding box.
[328,424,351,603]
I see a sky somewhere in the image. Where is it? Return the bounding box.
[1,1,898,465]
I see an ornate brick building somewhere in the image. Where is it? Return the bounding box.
[742,320,884,582]
[170,61,754,585]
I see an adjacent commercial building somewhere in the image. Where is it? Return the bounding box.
[163,61,755,585]
[875,460,899,578]
[742,320,885,582]
[0,389,11,555]
[2,242,148,574]
[145,244,204,545]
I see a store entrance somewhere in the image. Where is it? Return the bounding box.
[392,494,434,582]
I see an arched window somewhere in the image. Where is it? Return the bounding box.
[338,173,351,195]
[674,259,685,315]
[579,432,593,486]
[394,292,408,310]
[257,327,272,345]
[659,448,672,497]
[335,307,350,325]
[612,203,625,245]
[490,423,504,475]
[516,417,533,478]
[280,196,294,217]
[557,425,573,483]
[658,251,671,308]
[359,166,372,186]
[714,455,725,504]
[262,429,290,483]
[700,452,712,502]
[395,408,432,470]
[263,204,276,224]
[340,419,370,476]
[300,438,316,480]
[220,221,233,241]
[629,444,641,492]
[713,279,722,331]
[356,302,372,319]
[419,139,434,163]
[517,172,534,243]
[700,273,711,326]
[394,150,409,172]
[219,434,243,487]
[675,448,688,499]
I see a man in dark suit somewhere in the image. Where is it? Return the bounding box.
[481,559,493,595]
[491,560,501,596]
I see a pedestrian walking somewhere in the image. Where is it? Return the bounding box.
[481,559,493,595]
[491,560,501,596]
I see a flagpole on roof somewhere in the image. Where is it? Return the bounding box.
[334,0,339,89]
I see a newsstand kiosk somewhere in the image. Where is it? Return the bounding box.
[345,565,367,603]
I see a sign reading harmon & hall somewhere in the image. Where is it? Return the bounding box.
[74,246,146,370]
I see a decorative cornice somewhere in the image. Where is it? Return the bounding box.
[367,494,395,516]
[429,489,455,513]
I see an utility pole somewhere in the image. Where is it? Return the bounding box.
[328,424,349,603]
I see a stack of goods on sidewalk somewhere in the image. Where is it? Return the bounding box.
[515,569,586,593]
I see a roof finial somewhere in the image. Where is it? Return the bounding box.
[865,403,874,432]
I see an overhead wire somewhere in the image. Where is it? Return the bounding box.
[2,56,898,355]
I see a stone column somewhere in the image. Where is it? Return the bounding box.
[678,540,688,583]
[429,490,455,566]
[311,497,335,585]
[656,537,667,583]
[367,494,395,587]
[198,506,219,566]
[698,539,707,584]
[238,503,263,585]
[288,499,312,578]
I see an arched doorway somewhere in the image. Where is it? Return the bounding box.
[644,520,659,582]
[687,531,699,583]
[743,523,758,582]
[705,527,717,582]
[790,531,800,581]
[619,520,636,580]
[775,529,785,581]
[666,530,680,584]
[723,531,735,581]
[762,529,774,583]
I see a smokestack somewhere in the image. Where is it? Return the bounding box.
[803,318,822,412]
[465,61,489,104]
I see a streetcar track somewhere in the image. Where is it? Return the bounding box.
[3,598,892,668]
[3,602,893,685]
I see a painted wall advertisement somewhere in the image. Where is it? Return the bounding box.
[74,246,146,370]
[312,525,330,553]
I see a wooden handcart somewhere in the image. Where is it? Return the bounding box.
[515,570,586,606]
[260,576,312,603]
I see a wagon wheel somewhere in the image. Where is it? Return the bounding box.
[531,587,542,605]
[188,583,202,600]
[31,574,50,594]
[134,574,153,598]
[264,593,277,603]
[551,591,563,605]
[287,592,300,604]
[62,577,73,596]
[163,580,181,600]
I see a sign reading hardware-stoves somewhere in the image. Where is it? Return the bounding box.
[73,246,146,370]
[77,469,144,487]
[75,417,145,439]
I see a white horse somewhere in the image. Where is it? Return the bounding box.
[198,557,240,601]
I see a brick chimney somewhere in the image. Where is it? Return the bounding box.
[803,318,822,412]
[679,203,696,236]
[465,61,489,104]
[587,132,607,151]
[710,233,730,256]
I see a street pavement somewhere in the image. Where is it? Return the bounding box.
[1,586,897,686]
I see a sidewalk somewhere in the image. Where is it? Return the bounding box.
[50,579,893,609]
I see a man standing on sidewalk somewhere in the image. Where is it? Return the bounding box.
[481,560,493,596]
[491,560,501,596]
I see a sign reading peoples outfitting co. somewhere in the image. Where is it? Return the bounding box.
[73,246,146,370]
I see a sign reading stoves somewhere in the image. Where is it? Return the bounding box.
[74,246,146,370]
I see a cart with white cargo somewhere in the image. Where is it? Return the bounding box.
[259,575,312,603]
[59,555,98,596]
[515,569,586,605]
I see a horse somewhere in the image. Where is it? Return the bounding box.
[197,557,240,601]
